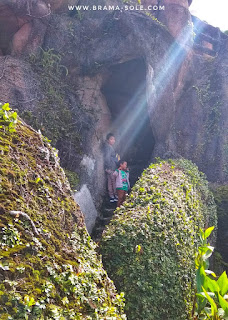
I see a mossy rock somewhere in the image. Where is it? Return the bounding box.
[212,185,228,219]
[0,119,126,319]
[100,159,217,320]
[212,185,228,270]
[63,169,80,191]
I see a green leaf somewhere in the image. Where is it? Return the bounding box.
[196,293,207,314]
[2,103,10,111]
[196,266,207,292]
[35,177,41,184]
[135,244,142,253]
[204,226,215,239]
[198,246,211,254]
[205,277,220,294]
[202,247,214,261]
[8,127,16,133]
[219,294,228,316]
[28,297,35,307]
[11,112,18,120]
[199,228,204,241]
[217,272,228,296]
[202,287,218,316]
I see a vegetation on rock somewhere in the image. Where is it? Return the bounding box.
[24,48,91,171]
[212,185,228,273]
[212,185,228,219]
[63,169,80,191]
[101,159,217,320]
[0,110,126,319]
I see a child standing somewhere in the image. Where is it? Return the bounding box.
[113,160,130,207]
[103,133,120,202]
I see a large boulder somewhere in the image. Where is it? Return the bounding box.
[0,106,125,319]
[0,0,50,56]
[100,159,217,320]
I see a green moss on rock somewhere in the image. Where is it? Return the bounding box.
[212,185,228,218]
[211,185,228,272]
[23,49,84,169]
[100,159,217,320]
[64,169,80,191]
[0,120,126,319]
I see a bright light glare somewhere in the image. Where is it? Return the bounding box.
[111,21,203,157]
[190,0,228,31]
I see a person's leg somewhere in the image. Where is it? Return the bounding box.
[107,173,114,198]
[110,172,118,198]
[122,191,126,203]
[117,189,126,207]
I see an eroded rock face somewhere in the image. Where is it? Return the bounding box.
[0,0,193,56]
[0,3,19,55]
[157,0,193,44]
[44,9,226,183]
[0,0,50,56]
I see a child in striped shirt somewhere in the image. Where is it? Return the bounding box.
[113,160,130,207]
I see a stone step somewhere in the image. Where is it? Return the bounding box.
[103,208,115,217]
[101,217,112,226]
[102,201,117,209]
[96,216,112,226]
[91,198,118,241]
[92,226,105,241]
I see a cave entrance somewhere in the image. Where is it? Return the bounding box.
[101,58,155,186]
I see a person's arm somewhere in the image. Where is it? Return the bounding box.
[126,171,130,189]
[113,170,118,177]
[104,145,112,169]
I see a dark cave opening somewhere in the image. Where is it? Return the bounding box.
[101,58,155,186]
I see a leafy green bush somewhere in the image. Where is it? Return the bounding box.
[0,103,18,133]
[100,159,217,320]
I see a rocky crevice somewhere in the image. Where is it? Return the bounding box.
[91,200,116,242]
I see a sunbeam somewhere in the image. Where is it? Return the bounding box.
[105,18,204,162]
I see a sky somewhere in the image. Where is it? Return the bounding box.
[190,0,228,31]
